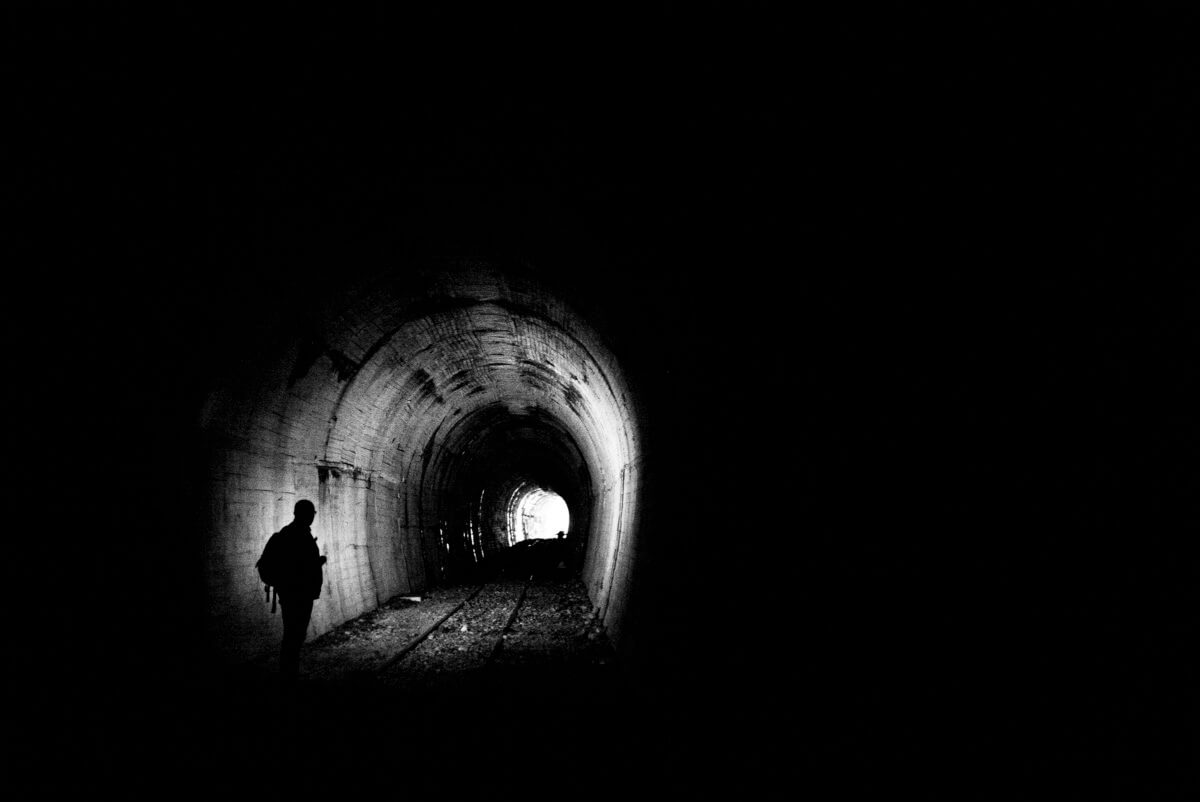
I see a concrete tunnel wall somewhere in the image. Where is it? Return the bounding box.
[200,263,643,663]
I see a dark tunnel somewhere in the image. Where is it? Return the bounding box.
[11,7,1197,799]
[198,264,644,664]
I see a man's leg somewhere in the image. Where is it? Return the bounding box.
[279,596,314,682]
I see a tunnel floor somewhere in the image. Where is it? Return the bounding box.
[54,573,740,799]
[223,573,635,798]
[242,573,614,688]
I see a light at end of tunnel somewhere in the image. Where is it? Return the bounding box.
[518,489,570,541]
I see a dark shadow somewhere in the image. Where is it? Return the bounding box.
[255,499,327,685]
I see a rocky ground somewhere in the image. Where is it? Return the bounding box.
[205,572,647,798]
[36,572,729,799]
[238,570,612,686]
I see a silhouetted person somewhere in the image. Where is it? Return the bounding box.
[258,500,326,684]
[555,531,568,572]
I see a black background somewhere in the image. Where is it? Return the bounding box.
[10,4,1197,796]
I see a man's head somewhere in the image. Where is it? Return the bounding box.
[294,499,316,527]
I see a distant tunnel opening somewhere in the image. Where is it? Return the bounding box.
[511,487,570,542]
[429,404,592,585]
[199,263,643,664]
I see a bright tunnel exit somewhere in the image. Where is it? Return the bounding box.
[511,487,571,542]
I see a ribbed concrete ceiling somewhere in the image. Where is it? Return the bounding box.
[321,296,626,488]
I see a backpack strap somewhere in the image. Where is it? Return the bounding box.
[271,586,277,614]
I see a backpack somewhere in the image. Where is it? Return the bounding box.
[255,534,281,613]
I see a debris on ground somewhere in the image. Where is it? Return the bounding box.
[287,575,614,686]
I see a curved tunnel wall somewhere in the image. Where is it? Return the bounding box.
[200,264,643,662]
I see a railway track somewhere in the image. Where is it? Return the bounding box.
[375,573,534,681]
[285,569,605,688]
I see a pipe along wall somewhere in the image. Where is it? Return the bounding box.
[200,264,642,664]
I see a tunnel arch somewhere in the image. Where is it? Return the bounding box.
[428,405,591,571]
[200,262,643,662]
